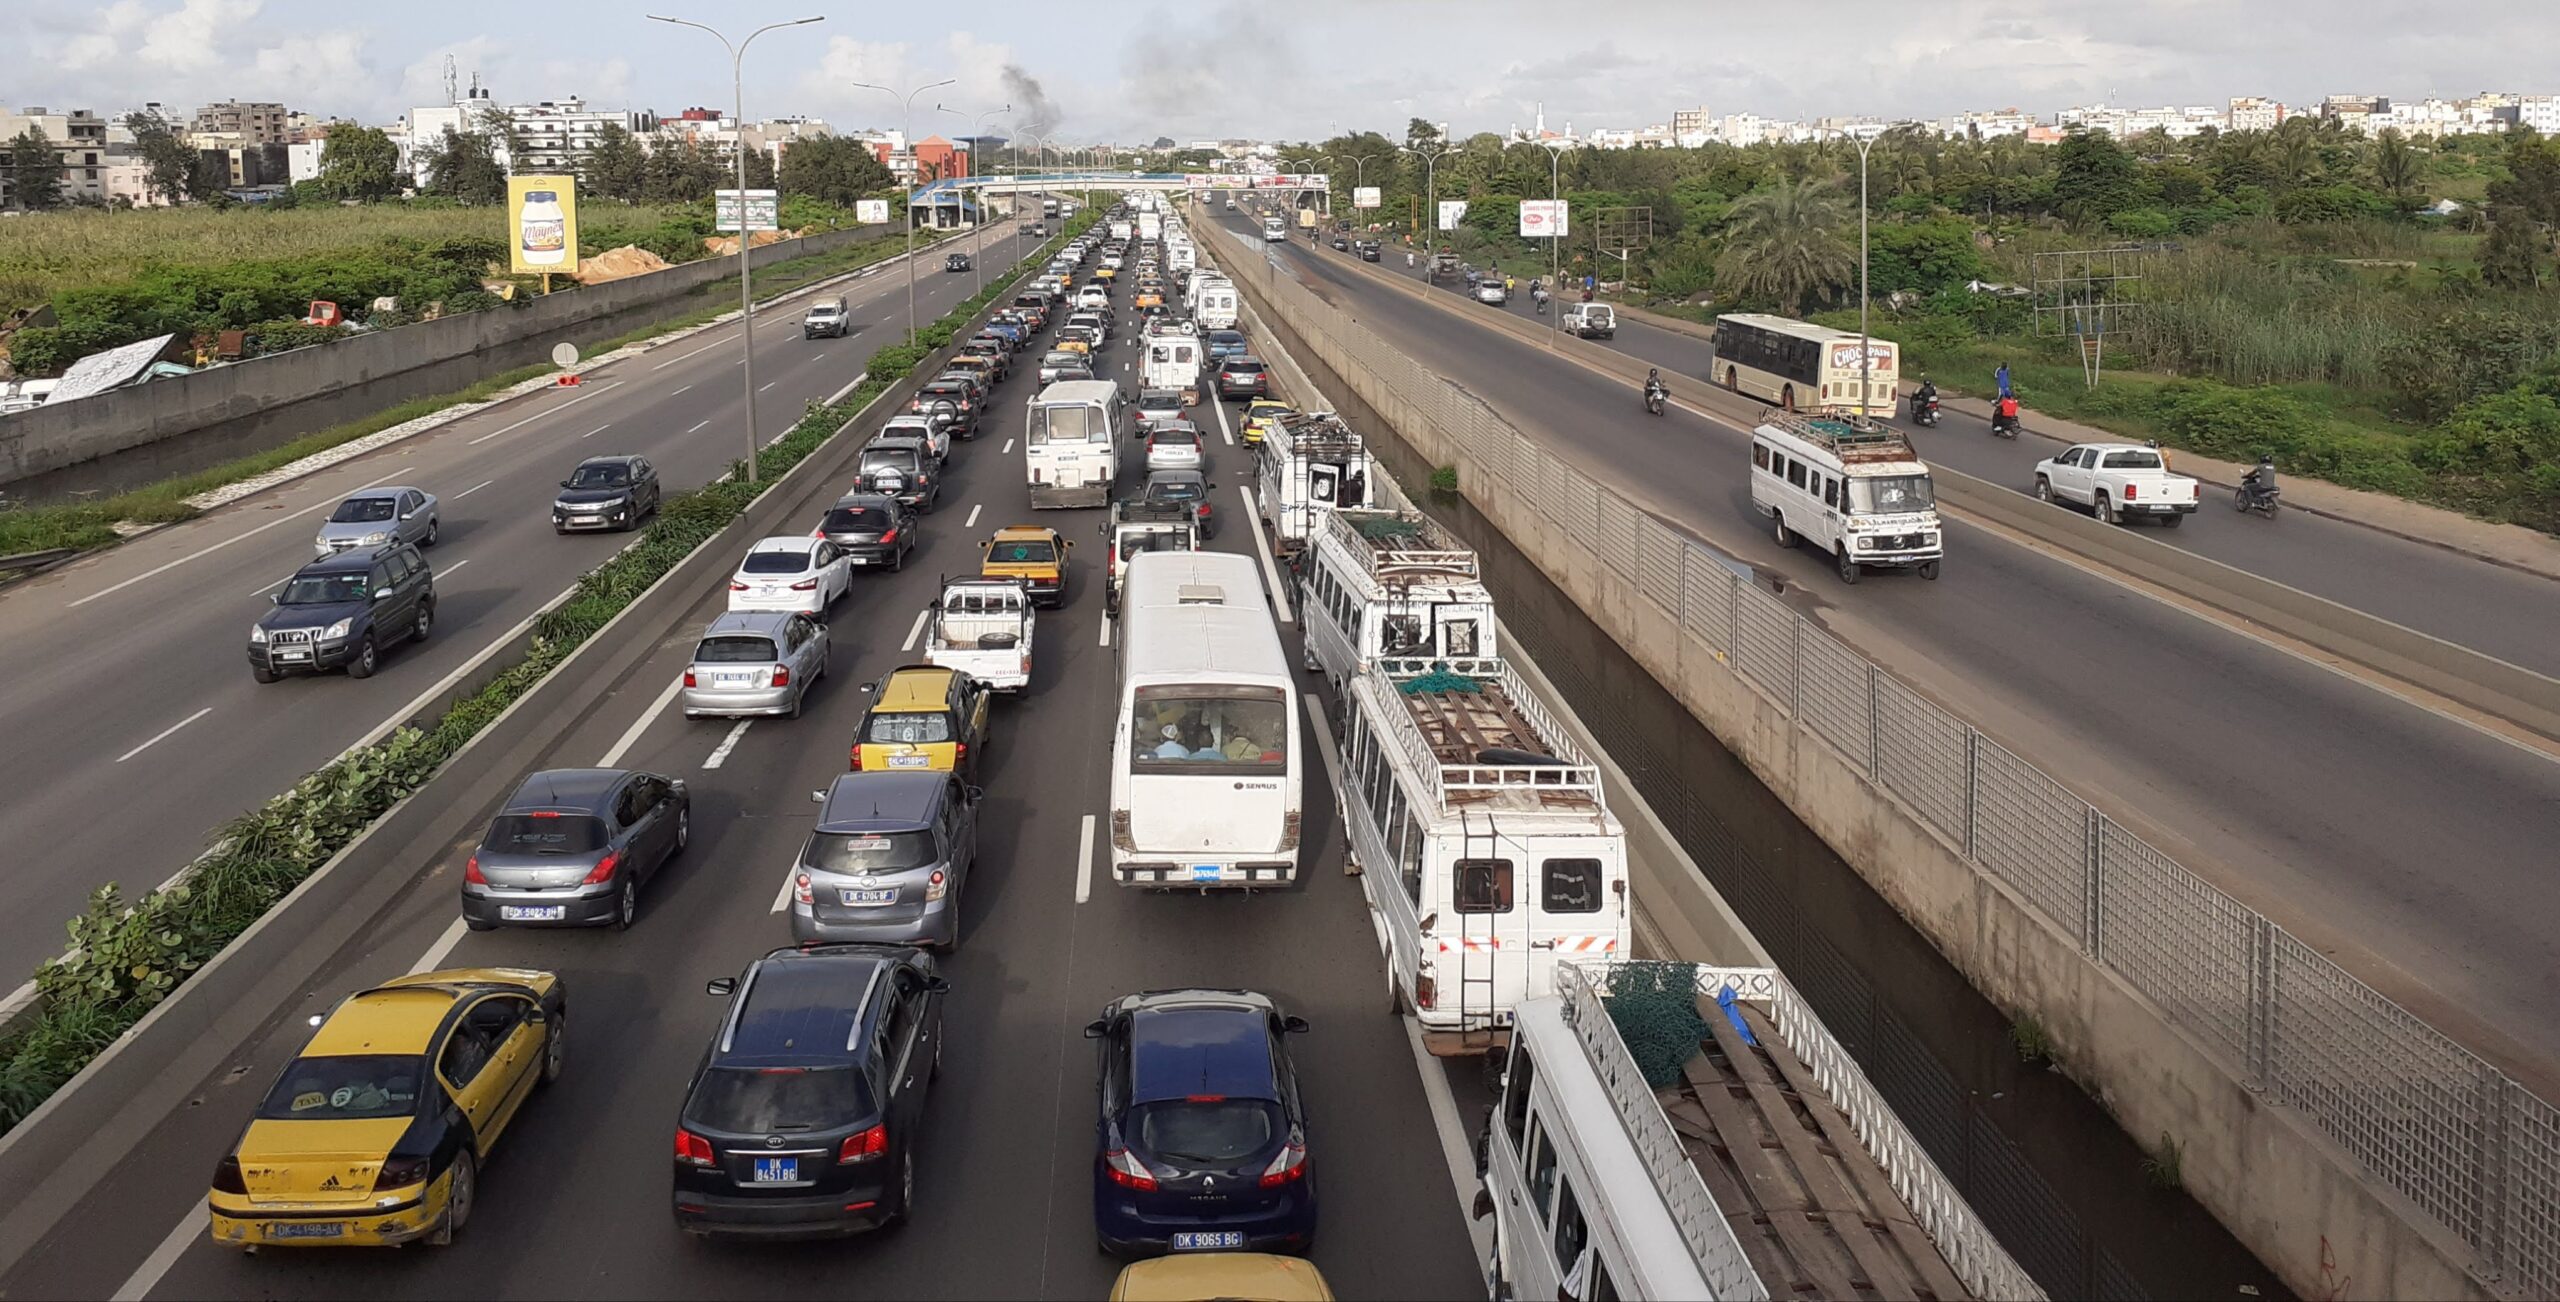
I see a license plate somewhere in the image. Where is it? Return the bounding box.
[1190,865,1224,882]
[888,755,930,769]
[269,1222,346,1239]
[275,650,309,661]
[841,888,896,906]
[717,674,753,687]
[2147,503,2179,512]
[1172,1231,1245,1251]
[751,1157,799,1183]
[501,905,567,921]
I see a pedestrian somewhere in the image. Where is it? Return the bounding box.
[1995,361,2012,399]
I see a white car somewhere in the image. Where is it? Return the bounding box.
[1475,281,1510,305]
[727,537,852,615]
[1101,252,1125,271]
[1145,423,1206,474]
[2032,442,2201,527]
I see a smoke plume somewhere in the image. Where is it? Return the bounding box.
[1002,63,1063,139]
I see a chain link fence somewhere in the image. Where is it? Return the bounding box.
[1209,229,2558,1295]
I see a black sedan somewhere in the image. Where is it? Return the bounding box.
[945,252,973,272]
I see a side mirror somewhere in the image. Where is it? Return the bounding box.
[705,976,737,997]
[523,1007,548,1024]
[926,975,952,993]
[560,479,574,489]
[1282,1015,1311,1034]
[270,594,281,605]
[859,682,877,694]
[372,587,394,601]
[811,789,828,803]
[1083,1019,1109,1040]
[966,785,985,803]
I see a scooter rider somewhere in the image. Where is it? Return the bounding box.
[1992,392,2021,433]
[2241,455,2278,506]
[1913,378,1938,416]
[1643,367,1669,406]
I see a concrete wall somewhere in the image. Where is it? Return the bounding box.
[0,224,889,498]
[1202,222,2502,1302]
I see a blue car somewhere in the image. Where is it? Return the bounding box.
[985,319,1029,350]
[1086,989,1315,1258]
[1205,329,1249,362]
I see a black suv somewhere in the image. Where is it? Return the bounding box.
[674,944,948,1239]
[249,543,434,682]
[554,455,662,533]
[944,252,972,273]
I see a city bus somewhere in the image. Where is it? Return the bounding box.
[1024,379,1121,509]
[1710,313,1900,417]
[1109,551,1302,889]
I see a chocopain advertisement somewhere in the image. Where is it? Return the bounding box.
[507,175,581,275]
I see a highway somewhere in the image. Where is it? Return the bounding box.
[1,264,1484,1300]
[0,225,1048,979]
[1205,204,2560,1090]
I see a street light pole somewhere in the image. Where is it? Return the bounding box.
[1398,139,1451,264]
[1512,138,1571,350]
[939,103,1010,301]
[1850,127,1886,422]
[852,76,957,343]
[647,13,822,483]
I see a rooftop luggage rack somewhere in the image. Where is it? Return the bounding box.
[1360,660,1601,813]
[1757,408,1919,464]
[1323,509,1478,586]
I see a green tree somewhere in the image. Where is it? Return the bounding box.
[2051,128,2140,224]
[126,110,195,205]
[776,134,893,208]
[742,143,778,192]
[186,149,234,205]
[1407,117,1441,149]
[422,128,506,204]
[7,128,65,211]
[1713,177,1854,313]
[641,135,724,203]
[2368,129,2425,210]
[2481,205,2546,290]
[316,124,402,200]
[576,122,648,201]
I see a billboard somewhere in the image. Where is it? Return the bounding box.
[1245,173,1331,192]
[855,198,891,225]
[1352,186,1381,209]
[506,175,579,275]
[716,188,781,233]
[1437,200,1468,230]
[1519,199,1568,239]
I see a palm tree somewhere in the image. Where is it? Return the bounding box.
[1714,177,1856,314]
[2368,128,2425,209]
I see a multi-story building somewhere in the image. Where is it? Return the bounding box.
[502,96,659,173]
[1938,108,2039,140]
[0,106,112,205]
[100,157,169,207]
[406,84,508,184]
[191,99,290,145]
[2521,96,2560,135]
[1671,105,1711,140]
[2226,96,2287,132]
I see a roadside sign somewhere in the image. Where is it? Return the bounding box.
[855,198,891,224]
[1353,186,1381,209]
[1520,200,1567,239]
[1437,200,1468,230]
[716,189,781,233]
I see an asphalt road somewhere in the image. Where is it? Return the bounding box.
[1339,228,2560,678]
[1210,205,2560,1090]
[3,278,1485,1301]
[0,226,1046,979]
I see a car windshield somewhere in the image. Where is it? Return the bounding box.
[1130,685,1288,773]
[330,497,398,523]
[1033,403,1110,447]
[864,711,954,745]
[824,506,893,533]
[803,829,938,874]
[741,551,813,575]
[1849,474,1936,515]
[1133,1099,1278,1166]
[1145,479,1203,504]
[989,539,1057,565]
[695,635,780,664]
[485,813,609,855]
[277,573,370,605]
[569,464,631,489]
[685,1066,875,1134]
[808,305,843,319]
[258,1054,426,1121]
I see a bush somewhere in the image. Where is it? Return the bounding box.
[245,319,345,355]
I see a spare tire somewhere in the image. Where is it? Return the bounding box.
[976,632,1019,650]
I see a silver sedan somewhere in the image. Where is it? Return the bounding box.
[314,486,438,557]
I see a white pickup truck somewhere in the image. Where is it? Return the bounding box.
[2032,442,2200,527]
[921,579,1035,691]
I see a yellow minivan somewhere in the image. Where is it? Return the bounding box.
[850,665,990,783]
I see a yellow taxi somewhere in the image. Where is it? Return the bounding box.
[207,968,565,1250]
[1058,333,1093,356]
[979,523,1075,607]
[1134,287,1166,311]
[1240,400,1296,446]
[1095,264,1119,283]
[1109,1253,1337,1301]
[852,664,991,783]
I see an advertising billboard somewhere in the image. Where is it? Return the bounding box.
[1247,173,1331,192]
[1352,186,1381,209]
[855,198,892,225]
[1519,199,1568,239]
[1437,200,1468,230]
[506,175,579,275]
[716,189,781,233]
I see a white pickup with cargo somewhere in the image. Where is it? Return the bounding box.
[1749,410,1943,584]
[921,579,1034,692]
[2032,442,2200,527]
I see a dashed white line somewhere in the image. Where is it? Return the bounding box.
[758,381,777,392]
[671,384,692,396]
[1001,438,1014,454]
[454,478,495,499]
[600,675,688,768]
[436,558,472,579]
[583,423,613,439]
[686,419,711,434]
[1242,486,1292,624]
[1098,616,1112,648]
[965,503,983,528]
[1075,813,1097,904]
[900,607,931,652]
[466,382,619,445]
[115,707,213,763]
[771,869,797,913]
[408,918,471,976]
[652,338,730,370]
[703,720,752,769]
[70,472,400,609]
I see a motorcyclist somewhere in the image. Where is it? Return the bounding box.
[1914,378,1938,411]
[2242,455,2278,505]
[1993,393,2020,430]
[1643,367,1668,407]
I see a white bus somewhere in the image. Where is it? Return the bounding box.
[1749,409,1943,583]
[1261,213,1289,243]
[1299,507,1496,688]
[1025,379,1121,509]
[1710,312,1900,416]
[1338,660,1626,1054]
[1110,551,1303,889]
[1253,412,1375,560]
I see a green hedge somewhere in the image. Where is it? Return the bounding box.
[0,211,1094,1134]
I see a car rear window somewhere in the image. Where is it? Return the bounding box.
[741,551,811,575]
[485,813,609,854]
[824,506,892,533]
[685,1066,876,1134]
[1134,1099,1279,1165]
[989,539,1057,564]
[863,711,954,745]
[259,1054,427,1121]
[861,449,921,473]
[695,635,780,664]
[804,829,938,874]
[330,498,397,523]
[1140,393,1181,412]
[1152,429,1200,447]
[1223,360,1266,375]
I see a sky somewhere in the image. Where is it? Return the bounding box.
[13,0,2560,145]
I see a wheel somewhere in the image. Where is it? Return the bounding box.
[673,808,690,854]
[2095,492,2117,525]
[429,1151,475,1246]
[412,600,433,644]
[614,875,639,931]
[252,666,280,685]
[884,1146,916,1229]
[1836,547,1861,584]
[541,1010,566,1083]
[2034,476,2055,503]
[1724,366,1738,391]
[554,526,569,536]
[932,1030,944,1081]
[464,916,496,932]
[2232,488,2248,513]
[424,517,440,546]
[786,684,805,720]
[892,545,906,573]
[1920,559,1942,580]
[1770,511,1791,549]
[2160,513,2184,529]
[346,636,378,679]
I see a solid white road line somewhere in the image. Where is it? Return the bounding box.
[248,575,288,597]
[115,707,212,764]
[900,607,931,652]
[1001,438,1014,454]
[1098,616,1112,648]
[1075,813,1097,904]
[583,423,612,439]
[454,478,495,499]
[466,382,618,445]
[703,720,751,770]
[686,419,711,434]
[109,1210,200,1302]
[824,372,871,405]
[409,918,471,975]
[1242,487,1292,624]
[69,472,401,609]
[1210,393,1236,446]
[771,870,796,914]
[600,675,688,768]
[965,503,983,528]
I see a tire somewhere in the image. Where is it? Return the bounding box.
[613,875,639,931]
[673,808,690,855]
[1724,366,1739,392]
[464,916,496,932]
[1780,385,1797,412]
[252,666,279,685]
[1770,511,1791,549]
[1919,559,1942,580]
[2095,492,2117,526]
[424,517,440,547]
[1836,547,1861,584]
[892,545,906,573]
[787,684,805,720]
[346,636,378,680]
[2161,513,2185,529]
[412,600,433,644]
[429,1151,475,1246]
[2232,487,2249,513]
[541,1010,566,1083]
[885,1147,916,1229]
[2034,476,2055,504]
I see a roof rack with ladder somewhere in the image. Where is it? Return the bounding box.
[1755,407,1919,465]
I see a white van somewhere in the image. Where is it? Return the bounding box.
[1192,279,1239,331]
[1253,412,1375,561]
[1298,507,1495,688]
[1749,410,1943,584]
[1142,325,1203,403]
[1025,380,1122,509]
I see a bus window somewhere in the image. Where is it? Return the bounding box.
[1501,1044,1537,1150]
[1553,1175,1591,1281]
[1588,1254,1620,1302]
[1526,1119,1559,1221]
[1541,859,1602,913]
[1456,858,1515,913]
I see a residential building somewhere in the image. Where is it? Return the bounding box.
[100,158,170,207]
[2522,96,2560,135]
[503,96,659,173]
[2227,96,2287,131]
[191,99,290,145]
[0,106,112,205]
[406,83,507,184]
[287,138,327,184]
[911,134,968,181]
[1938,108,2038,140]
[1671,105,1712,140]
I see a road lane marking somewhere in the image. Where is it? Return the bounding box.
[965,503,982,528]
[600,675,687,768]
[466,382,618,445]
[771,869,796,913]
[671,384,692,396]
[409,918,471,975]
[1098,616,1112,648]
[249,574,289,597]
[686,419,711,433]
[109,1208,200,1301]
[825,372,871,404]
[653,337,731,370]
[1209,393,1236,446]
[454,478,495,499]
[115,707,212,763]
[1242,486,1292,624]
[759,381,777,392]
[1001,438,1014,454]
[1075,813,1097,904]
[900,607,930,652]
[69,472,400,609]
[434,558,472,580]
[583,423,612,439]
[704,720,751,769]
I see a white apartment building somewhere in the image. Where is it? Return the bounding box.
[2521,96,2560,135]
[504,97,659,172]
[2226,96,2287,131]
[1938,108,2039,139]
[2056,103,2222,139]
[287,138,327,185]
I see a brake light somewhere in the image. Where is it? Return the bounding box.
[1104,1147,1157,1191]
[684,669,698,688]
[926,868,949,902]
[2123,483,2138,500]
[838,1124,889,1164]
[771,665,791,688]
[579,851,622,885]
[211,1155,248,1194]
[464,854,486,885]
[1415,973,1437,1010]
[373,1155,431,1191]
[849,744,863,769]
[729,581,748,592]
[1260,1139,1308,1187]
[954,742,967,761]
[878,528,898,545]
[675,1129,716,1166]
[1185,1094,1226,1103]
[790,579,819,591]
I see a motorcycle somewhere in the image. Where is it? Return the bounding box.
[1532,290,1550,315]
[2234,480,2281,518]
[1988,410,2020,439]
[1643,384,1667,416]
[1912,396,1941,427]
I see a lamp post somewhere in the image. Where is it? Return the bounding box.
[939,103,1010,300]
[1512,138,1571,350]
[851,76,958,343]
[1398,139,1451,264]
[1284,154,1334,239]
[1847,124,1892,421]
[646,13,822,483]
[1339,150,1381,229]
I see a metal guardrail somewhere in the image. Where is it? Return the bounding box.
[1205,223,2560,1297]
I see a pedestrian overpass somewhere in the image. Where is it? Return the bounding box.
[905,171,1332,225]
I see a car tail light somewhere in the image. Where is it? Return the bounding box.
[684,669,698,688]
[925,868,949,902]
[1260,1139,1308,1187]
[878,529,898,544]
[838,1124,888,1164]
[771,665,791,688]
[849,744,863,769]
[1104,1146,1157,1191]
[954,742,967,761]
[729,581,749,592]
[813,526,828,538]
[464,854,487,885]
[790,579,818,591]
[1415,972,1437,1010]
[794,872,813,906]
[580,850,622,885]
[211,1155,248,1194]
[1278,811,1301,852]
[675,1129,716,1167]
[2123,483,2139,500]
[373,1155,431,1191]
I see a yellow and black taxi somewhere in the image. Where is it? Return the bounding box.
[979,523,1074,607]
[208,968,565,1249]
[851,664,991,784]
[1239,400,1295,447]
